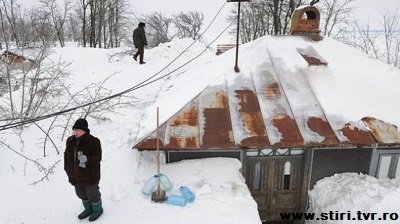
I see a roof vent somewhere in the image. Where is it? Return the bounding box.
[289,5,322,41]
[298,46,328,66]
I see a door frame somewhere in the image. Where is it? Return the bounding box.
[242,149,312,223]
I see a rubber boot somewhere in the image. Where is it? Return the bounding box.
[78,200,92,219]
[89,200,103,222]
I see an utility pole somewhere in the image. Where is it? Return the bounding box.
[227,0,251,73]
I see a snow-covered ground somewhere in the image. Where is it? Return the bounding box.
[1,36,400,223]
[0,39,261,224]
[309,173,400,224]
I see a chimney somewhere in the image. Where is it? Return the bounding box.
[289,5,322,41]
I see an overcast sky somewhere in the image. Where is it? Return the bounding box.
[17,0,399,36]
[129,0,400,44]
[351,0,399,28]
[130,0,399,29]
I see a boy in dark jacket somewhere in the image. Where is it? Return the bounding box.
[133,22,148,64]
[64,118,103,221]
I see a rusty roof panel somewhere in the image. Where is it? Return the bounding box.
[307,117,339,145]
[226,70,271,147]
[264,82,281,98]
[272,115,304,147]
[135,123,167,150]
[270,56,332,145]
[135,139,164,150]
[239,136,269,147]
[201,108,234,148]
[165,100,200,149]
[235,90,270,147]
[166,136,198,149]
[251,64,303,146]
[339,124,375,145]
[362,117,400,144]
[236,90,264,134]
[199,88,234,148]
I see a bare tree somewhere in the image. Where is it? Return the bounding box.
[0,44,70,122]
[381,9,400,67]
[106,0,131,48]
[338,22,380,59]
[318,0,357,37]
[26,8,52,46]
[66,12,80,42]
[88,0,98,47]
[97,0,105,48]
[0,0,20,46]
[40,0,73,47]
[234,1,271,43]
[227,0,304,43]
[335,8,400,68]
[78,0,90,47]
[144,12,173,47]
[0,3,9,49]
[172,11,204,40]
[73,0,130,48]
[0,140,61,185]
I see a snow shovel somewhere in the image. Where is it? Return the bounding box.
[151,107,166,202]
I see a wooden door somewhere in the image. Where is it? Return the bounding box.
[246,155,304,223]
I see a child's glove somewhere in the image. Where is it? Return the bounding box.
[77,151,87,168]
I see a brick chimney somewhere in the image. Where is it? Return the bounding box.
[289,5,322,41]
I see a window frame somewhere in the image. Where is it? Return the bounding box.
[372,148,400,179]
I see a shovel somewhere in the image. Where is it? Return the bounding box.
[151,107,166,202]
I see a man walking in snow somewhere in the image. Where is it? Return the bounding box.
[133,22,148,64]
[64,118,103,221]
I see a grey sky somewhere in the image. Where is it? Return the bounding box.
[18,0,399,35]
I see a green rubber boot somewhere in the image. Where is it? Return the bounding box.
[78,200,92,219]
[89,200,103,222]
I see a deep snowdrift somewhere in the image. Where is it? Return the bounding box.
[1,36,400,223]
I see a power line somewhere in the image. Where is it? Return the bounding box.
[0,2,234,131]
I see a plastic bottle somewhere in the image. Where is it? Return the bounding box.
[166,195,187,207]
[159,173,173,192]
[141,175,158,196]
[179,186,195,203]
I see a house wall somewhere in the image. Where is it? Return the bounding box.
[167,150,242,163]
[310,148,373,189]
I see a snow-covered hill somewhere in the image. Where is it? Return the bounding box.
[0,39,260,224]
[1,36,400,224]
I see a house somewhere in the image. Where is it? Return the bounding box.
[132,5,400,223]
[0,49,39,70]
[216,44,237,55]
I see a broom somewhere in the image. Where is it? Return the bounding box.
[151,107,166,202]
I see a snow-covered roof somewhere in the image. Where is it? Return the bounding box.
[134,35,400,150]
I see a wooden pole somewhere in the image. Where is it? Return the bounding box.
[156,107,160,189]
[234,0,241,73]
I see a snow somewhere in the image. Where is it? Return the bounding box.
[0,39,260,224]
[1,35,400,224]
[309,173,400,224]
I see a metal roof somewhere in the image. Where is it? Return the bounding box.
[134,39,400,151]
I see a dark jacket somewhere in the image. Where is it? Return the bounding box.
[64,132,102,186]
[133,27,147,48]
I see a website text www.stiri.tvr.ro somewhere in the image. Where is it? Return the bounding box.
[280,211,400,221]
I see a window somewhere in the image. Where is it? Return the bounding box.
[377,154,400,179]
[284,161,291,189]
[396,160,400,178]
[253,163,261,190]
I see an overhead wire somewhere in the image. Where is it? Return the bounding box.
[0,2,236,131]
